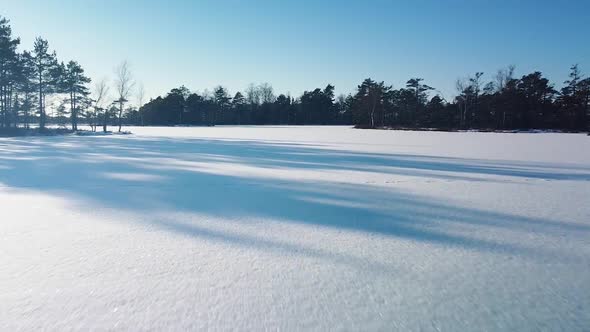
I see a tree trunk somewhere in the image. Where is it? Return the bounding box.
[1,85,5,128]
[70,91,75,131]
[39,72,45,130]
[370,104,376,129]
[118,101,123,132]
[7,85,12,128]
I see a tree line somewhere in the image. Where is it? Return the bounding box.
[349,68,589,131]
[1,15,589,133]
[141,67,589,132]
[0,16,134,134]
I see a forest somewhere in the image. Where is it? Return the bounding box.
[1,15,589,134]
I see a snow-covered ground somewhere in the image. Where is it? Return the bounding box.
[1,126,589,331]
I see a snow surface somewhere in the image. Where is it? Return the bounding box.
[1,126,589,331]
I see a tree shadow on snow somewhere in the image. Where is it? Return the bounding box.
[0,134,588,270]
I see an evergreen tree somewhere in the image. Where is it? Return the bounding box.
[31,38,60,129]
[0,16,20,128]
[232,92,245,125]
[559,65,588,131]
[55,98,69,128]
[63,60,91,130]
[168,85,189,124]
[213,86,231,124]
[406,78,434,124]
[516,72,556,128]
[185,93,207,125]
[15,52,37,129]
[351,79,391,128]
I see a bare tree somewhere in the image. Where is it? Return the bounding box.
[259,83,275,104]
[455,78,468,129]
[114,60,135,132]
[494,65,515,127]
[245,83,261,106]
[136,83,145,126]
[92,78,110,132]
[469,72,484,125]
[494,65,515,92]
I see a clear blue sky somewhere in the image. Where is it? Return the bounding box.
[3,0,589,103]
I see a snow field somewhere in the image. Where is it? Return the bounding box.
[1,126,589,330]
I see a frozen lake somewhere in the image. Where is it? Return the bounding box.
[1,126,589,330]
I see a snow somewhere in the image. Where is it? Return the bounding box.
[1,126,589,331]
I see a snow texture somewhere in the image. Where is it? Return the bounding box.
[1,126,589,331]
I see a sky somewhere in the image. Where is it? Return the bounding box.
[3,0,589,103]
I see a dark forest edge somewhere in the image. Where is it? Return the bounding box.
[0,127,133,137]
[1,15,589,136]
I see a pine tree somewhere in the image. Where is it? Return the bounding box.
[63,60,91,130]
[0,16,20,128]
[351,79,391,128]
[232,92,245,125]
[16,52,37,129]
[169,85,189,124]
[31,37,59,130]
[55,99,69,128]
[406,78,434,127]
[560,65,586,130]
[214,86,231,125]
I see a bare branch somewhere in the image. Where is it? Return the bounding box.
[114,60,135,101]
